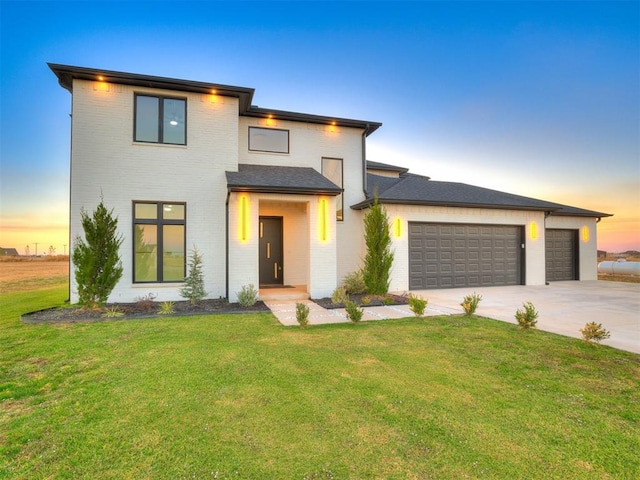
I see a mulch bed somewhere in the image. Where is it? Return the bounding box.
[22,298,270,324]
[312,293,409,310]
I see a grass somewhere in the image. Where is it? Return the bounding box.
[1,278,639,479]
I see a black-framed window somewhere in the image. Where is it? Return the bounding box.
[322,157,343,221]
[249,127,289,153]
[134,94,186,145]
[133,202,186,282]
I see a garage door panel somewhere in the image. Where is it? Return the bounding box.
[546,229,577,281]
[409,222,522,289]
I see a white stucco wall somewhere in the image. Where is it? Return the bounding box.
[70,80,238,302]
[545,215,599,280]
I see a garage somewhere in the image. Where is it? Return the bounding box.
[409,222,523,289]
[545,229,578,281]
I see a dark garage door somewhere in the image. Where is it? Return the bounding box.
[409,223,523,289]
[545,229,578,281]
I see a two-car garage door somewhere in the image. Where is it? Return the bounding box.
[409,223,523,290]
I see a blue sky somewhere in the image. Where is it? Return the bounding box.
[1,0,638,253]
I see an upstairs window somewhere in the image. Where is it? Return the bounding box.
[322,157,343,221]
[135,94,186,145]
[249,127,289,153]
[133,202,186,283]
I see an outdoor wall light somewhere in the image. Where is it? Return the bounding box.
[319,198,329,242]
[239,195,249,242]
[582,226,589,242]
[394,217,402,238]
[529,221,538,240]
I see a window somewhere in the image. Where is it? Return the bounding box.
[249,127,289,153]
[134,95,186,145]
[133,202,186,282]
[322,157,343,221]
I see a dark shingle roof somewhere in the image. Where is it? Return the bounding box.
[226,164,342,196]
[353,172,611,218]
[366,160,410,175]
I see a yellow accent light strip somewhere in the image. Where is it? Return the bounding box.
[239,195,249,242]
[319,198,328,242]
[530,221,537,240]
[582,226,589,242]
[394,217,402,238]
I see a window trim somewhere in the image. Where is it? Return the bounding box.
[132,201,187,283]
[248,126,290,154]
[134,94,187,146]
[322,157,344,221]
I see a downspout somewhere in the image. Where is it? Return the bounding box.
[362,124,369,197]
[544,211,551,285]
[67,97,74,303]
[225,188,231,301]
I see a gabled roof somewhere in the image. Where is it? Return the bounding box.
[352,172,612,218]
[226,164,342,196]
[48,63,381,136]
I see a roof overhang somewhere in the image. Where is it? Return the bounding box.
[49,63,381,135]
[350,197,564,212]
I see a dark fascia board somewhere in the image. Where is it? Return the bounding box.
[228,185,342,196]
[48,63,255,112]
[48,63,382,135]
[350,197,565,212]
[244,106,382,137]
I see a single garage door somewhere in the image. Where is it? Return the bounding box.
[545,229,578,281]
[409,223,523,289]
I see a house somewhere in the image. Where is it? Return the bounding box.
[49,64,611,304]
[0,247,20,256]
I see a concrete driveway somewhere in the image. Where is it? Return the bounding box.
[411,281,640,354]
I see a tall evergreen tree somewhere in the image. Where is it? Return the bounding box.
[362,197,394,295]
[72,199,123,308]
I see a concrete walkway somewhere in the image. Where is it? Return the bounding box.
[265,281,640,355]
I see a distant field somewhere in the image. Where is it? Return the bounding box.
[0,257,68,293]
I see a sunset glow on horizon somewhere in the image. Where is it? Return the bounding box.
[1,1,638,255]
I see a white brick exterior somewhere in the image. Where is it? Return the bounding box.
[70,80,238,302]
[62,68,603,305]
[546,215,599,280]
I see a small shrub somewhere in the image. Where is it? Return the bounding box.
[331,286,349,305]
[296,302,310,328]
[102,306,124,318]
[461,292,482,316]
[158,301,175,315]
[345,300,364,323]
[237,284,258,307]
[515,301,538,329]
[342,269,367,295]
[180,247,207,305]
[135,293,157,312]
[361,295,372,306]
[409,294,428,317]
[381,295,395,306]
[580,322,611,344]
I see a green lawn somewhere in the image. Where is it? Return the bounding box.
[1,281,639,479]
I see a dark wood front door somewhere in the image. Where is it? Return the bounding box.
[259,217,283,285]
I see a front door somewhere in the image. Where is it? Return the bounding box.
[259,217,283,285]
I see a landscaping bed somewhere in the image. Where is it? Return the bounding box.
[312,293,409,309]
[22,298,270,323]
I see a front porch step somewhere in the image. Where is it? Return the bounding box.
[259,285,309,301]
